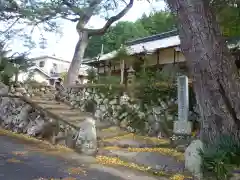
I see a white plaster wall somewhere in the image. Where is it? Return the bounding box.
[33,57,70,75]
[17,71,48,84]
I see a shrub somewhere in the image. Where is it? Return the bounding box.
[200,134,240,180]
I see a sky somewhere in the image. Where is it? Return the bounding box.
[9,0,167,61]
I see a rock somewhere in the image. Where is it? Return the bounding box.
[14,92,22,96]
[15,87,27,94]
[0,83,8,95]
[185,139,203,179]
[176,144,188,152]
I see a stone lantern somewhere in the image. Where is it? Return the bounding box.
[127,66,135,86]
[127,66,135,98]
[78,74,85,84]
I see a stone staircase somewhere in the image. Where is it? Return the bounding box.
[30,88,127,142]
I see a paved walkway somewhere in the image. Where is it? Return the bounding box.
[0,134,166,180]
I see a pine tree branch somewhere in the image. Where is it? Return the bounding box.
[86,0,134,36]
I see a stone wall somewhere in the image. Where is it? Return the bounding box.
[58,84,175,137]
[0,82,53,137]
[0,81,196,139]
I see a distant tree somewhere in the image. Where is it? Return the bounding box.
[211,0,240,37]
[0,43,33,85]
[85,21,149,58]
[85,10,176,58]
[137,11,176,35]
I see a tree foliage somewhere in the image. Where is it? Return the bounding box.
[0,0,61,51]
[211,0,240,37]
[0,43,33,85]
[85,10,176,58]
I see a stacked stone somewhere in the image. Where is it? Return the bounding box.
[58,85,173,136]
[0,83,52,137]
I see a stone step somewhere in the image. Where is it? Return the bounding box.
[50,109,84,117]
[32,94,120,135]
[98,132,171,148]
[98,148,186,175]
[31,99,60,105]
[35,103,72,110]
[97,128,129,140]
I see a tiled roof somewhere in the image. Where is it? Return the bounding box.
[82,30,180,64]
[126,29,178,46]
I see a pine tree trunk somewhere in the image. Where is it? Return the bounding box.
[166,0,240,144]
[64,31,89,85]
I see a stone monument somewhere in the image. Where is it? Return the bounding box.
[173,75,192,135]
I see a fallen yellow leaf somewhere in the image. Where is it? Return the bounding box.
[12,151,28,156]
[6,158,22,163]
[67,167,87,175]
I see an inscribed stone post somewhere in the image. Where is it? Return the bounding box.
[76,116,97,155]
[173,75,192,135]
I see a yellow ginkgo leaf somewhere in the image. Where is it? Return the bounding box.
[6,158,22,163]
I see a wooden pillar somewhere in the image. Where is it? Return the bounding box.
[173,48,176,65]
[103,61,106,74]
[157,50,160,70]
[120,60,125,84]
[108,61,112,76]
[157,50,160,64]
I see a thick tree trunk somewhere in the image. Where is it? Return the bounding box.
[166,0,240,144]
[64,31,89,85]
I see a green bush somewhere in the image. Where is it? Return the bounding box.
[200,134,240,180]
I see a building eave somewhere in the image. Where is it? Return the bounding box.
[30,56,70,63]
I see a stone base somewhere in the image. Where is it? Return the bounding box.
[171,134,193,148]
[173,121,192,135]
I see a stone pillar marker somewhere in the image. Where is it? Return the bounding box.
[173,75,192,135]
[178,75,189,122]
